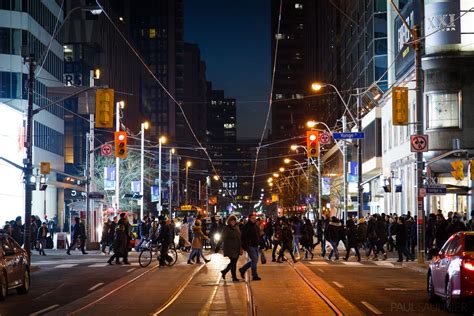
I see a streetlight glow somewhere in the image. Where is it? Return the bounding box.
[290,145,298,151]
[284,158,291,164]
[306,120,317,128]
[213,175,219,181]
[159,136,167,144]
[143,121,149,130]
[171,148,176,154]
[118,100,125,109]
[267,177,273,183]
[186,161,192,167]
[279,167,285,172]
[273,173,279,178]
[311,82,323,91]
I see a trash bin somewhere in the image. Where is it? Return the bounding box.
[56,232,66,249]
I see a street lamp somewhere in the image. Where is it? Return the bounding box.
[140,121,149,220]
[185,161,192,204]
[279,167,285,172]
[273,173,279,178]
[169,148,175,218]
[158,136,167,215]
[213,175,219,181]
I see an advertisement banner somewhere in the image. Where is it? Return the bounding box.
[151,186,159,202]
[425,0,461,47]
[131,180,141,193]
[322,177,331,196]
[104,167,115,190]
[394,3,415,79]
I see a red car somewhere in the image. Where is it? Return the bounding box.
[0,233,30,300]
[427,231,474,311]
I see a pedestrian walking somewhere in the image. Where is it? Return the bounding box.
[373,214,388,260]
[277,217,297,263]
[301,218,314,260]
[239,213,262,281]
[395,217,414,262]
[292,216,302,258]
[219,215,242,282]
[187,220,210,264]
[107,213,130,265]
[158,216,173,266]
[37,222,48,256]
[357,217,368,257]
[271,217,282,262]
[343,218,360,261]
[100,219,111,253]
[67,217,87,255]
[327,216,343,261]
[11,216,23,246]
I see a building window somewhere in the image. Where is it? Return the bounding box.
[149,28,156,38]
[427,92,461,129]
[295,3,303,9]
[223,123,235,129]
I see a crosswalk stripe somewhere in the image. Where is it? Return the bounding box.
[308,261,329,265]
[88,263,109,267]
[341,261,363,266]
[374,261,394,267]
[55,264,78,268]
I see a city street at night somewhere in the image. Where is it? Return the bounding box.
[2,0,474,315]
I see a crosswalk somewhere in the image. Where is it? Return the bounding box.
[306,258,402,268]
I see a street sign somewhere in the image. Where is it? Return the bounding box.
[40,162,50,174]
[410,135,428,152]
[426,186,447,195]
[101,144,112,156]
[333,132,365,140]
[88,191,105,199]
[319,132,331,145]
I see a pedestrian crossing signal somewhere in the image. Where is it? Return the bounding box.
[306,131,319,158]
[115,131,127,159]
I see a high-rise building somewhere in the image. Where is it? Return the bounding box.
[129,0,184,140]
[0,1,65,225]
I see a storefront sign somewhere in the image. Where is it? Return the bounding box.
[394,4,415,79]
[425,0,461,47]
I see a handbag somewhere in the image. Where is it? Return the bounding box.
[260,249,267,264]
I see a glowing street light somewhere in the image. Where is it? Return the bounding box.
[311,82,323,91]
[279,167,285,172]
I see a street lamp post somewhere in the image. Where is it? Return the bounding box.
[158,136,167,215]
[140,122,149,220]
[169,148,175,219]
[115,101,125,214]
[185,161,192,204]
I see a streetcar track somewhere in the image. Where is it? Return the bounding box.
[286,259,343,316]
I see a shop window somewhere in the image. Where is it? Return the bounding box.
[427,92,461,129]
[149,28,156,39]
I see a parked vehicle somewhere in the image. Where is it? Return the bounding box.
[0,232,30,300]
[427,231,474,311]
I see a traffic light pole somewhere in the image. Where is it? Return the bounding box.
[342,116,348,223]
[23,56,35,262]
[115,102,120,214]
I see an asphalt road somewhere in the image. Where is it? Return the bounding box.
[0,248,467,315]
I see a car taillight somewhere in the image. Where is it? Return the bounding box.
[463,260,474,271]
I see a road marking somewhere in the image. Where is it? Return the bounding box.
[88,282,104,291]
[361,301,382,315]
[54,264,78,268]
[332,281,344,288]
[88,263,108,267]
[126,268,136,273]
[341,261,363,266]
[384,288,417,291]
[198,271,222,315]
[308,261,328,265]
[374,262,394,267]
[29,304,60,315]
[317,268,325,273]
[153,264,206,315]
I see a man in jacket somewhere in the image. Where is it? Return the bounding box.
[239,213,261,281]
[158,216,173,266]
[67,217,87,255]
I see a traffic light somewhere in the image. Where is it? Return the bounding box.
[95,88,114,128]
[450,160,464,181]
[115,131,127,159]
[392,86,408,126]
[470,160,474,181]
[306,131,319,158]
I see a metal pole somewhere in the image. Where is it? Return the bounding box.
[158,140,162,215]
[185,164,189,204]
[115,102,120,214]
[23,56,35,260]
[140,123,145,220]
[88,71,95,243]
[342,116,348,222]
[357,88,363,218]
[307,157,310,214]
[318,144,322,221]
[177,156,180,207]
[85,132,90,244]
[414,25,425,263]
[169,150,173,219]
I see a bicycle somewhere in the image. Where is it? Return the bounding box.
[139,239,178,268]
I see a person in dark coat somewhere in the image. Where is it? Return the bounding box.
[219,215,242,281]
[301,218,315,260]
[320,214,330,257]
[435,214,449,250]
[158,216,173,266]
[357,217,368,257]
[107,213,130,265]
[264,217,273,250]
[395,217,414,262]
[67,217,87,255]
[100,219,111,253]
[37,222,49,256]
[108,216,118,253]
[373,214,388,260]
[366,216,377,258]
[271,218,283,262]
[447,214,467,236]
[239,213,262,280]
[343,219,360,261]
[327,217,343,261]
[277,217,297,263]
[11,216,23,246]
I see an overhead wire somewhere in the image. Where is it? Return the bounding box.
[250,0,283,204]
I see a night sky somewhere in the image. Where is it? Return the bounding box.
[184,0,271,140]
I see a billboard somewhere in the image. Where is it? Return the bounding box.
[394,3,415,79]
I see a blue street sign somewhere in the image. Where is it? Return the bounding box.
[426,187,447,195]
[333,132,365,139]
